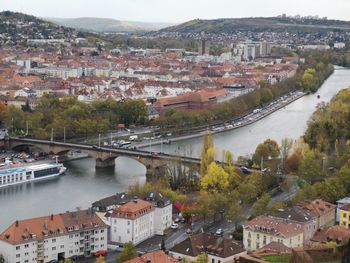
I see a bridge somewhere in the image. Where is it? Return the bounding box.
[1,137,202,178]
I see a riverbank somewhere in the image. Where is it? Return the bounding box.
[137,90,306,149]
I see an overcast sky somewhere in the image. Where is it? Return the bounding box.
[1,0,350,23]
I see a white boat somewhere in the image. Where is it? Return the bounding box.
[0,161,66,188]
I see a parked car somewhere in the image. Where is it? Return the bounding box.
[171,223,179,230]
[186,228,192,234]
[215,228,223,236]
[151,152,160,158]
[93,250,108,257]
[174,217,181,223]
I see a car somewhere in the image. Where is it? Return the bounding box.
[180,217,186,223]
[93,250,108,257]
[151,152,160,158]
[186,228,192,234]
[174,217,181,223]
[171,223,179,230]
[215,228,223,236]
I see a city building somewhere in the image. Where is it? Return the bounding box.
[198,40,210,55]
[92,192,172,235]
[299,199,336,228]
[339,203,350,229]
[125,250,178,263]
[110,199,155,245]
[336,197,350,223]
[154,89,228,117]
[273,206,318,243]
[243,215,304,252]
[0,210,108,263]
[170,233,246,263]
[311,226,350,245]
[144,192,172,235]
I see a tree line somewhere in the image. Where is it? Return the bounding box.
[2,96,147,139]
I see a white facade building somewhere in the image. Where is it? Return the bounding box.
[0,210,108,263]
[110,199,155,245]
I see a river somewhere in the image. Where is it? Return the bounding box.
[0,67,350,231]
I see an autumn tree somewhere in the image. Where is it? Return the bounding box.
[200,162,230,193]
[298,152,324,184]
[117,242,137,262]
[0,101,8,125]
[195,253,208,263]
[253,139,280,166]
[95,256,106,263]
[200,132,215,177]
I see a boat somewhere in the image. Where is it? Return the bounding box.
[0,160,66,188]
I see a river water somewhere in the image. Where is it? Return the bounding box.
[0,67,350,231]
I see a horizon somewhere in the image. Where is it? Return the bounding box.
[1,0,350,23]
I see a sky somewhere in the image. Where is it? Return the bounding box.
[1,0,350,23]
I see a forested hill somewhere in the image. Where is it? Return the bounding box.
[0,11,77,45]
[159,17,350,34]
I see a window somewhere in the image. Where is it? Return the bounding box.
[16,246,20,250]
[211,259,215,263]
[101,237,104,240]
[127,221,130,226]
[101,230,104,233]
[25,252,29,256]
[52,238,56,243]
[52,247,56,251]
[16,254,20,258]
[25,244,29,248]
[256,242,260,249]
[60,245,64,249]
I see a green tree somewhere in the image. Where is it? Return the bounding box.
[225,192,243,227]
[302,68,318,92]
[298,152,324,184]
[117,242,137,262]
[251,193,271,217]
[253,139,280,165]
[238,183,258,204]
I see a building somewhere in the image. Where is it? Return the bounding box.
[110,199,155,245]
[273,206,318,243]
[144,192,172,235]
[154,89,227,117]
[334,42,346,49]
[260,41,271,57]
[336,197,350,222]
[311,226,350,245]
[125,250,178,263]
[299,199,336,228]
[198,40,210,55]
[0,210,108,263]
[92,192,172,235]
[170,233,246,263]
[339,203,350,229]
[243,215,304,252]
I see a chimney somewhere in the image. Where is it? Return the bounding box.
[15,220,19,227]
[51,214,54,221]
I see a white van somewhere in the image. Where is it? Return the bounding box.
[129,135,138,141]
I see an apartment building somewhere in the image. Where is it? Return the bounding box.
[243,215,304,252]
[0,210,108,263]
[144,192,172,235]
[110,199,154,245]
[299,199,336,228]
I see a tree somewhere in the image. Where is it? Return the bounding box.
[200,162,230,193]
[160,237,166,251]
[302,68,318,92]
[200,132,214,177]
[195,253,208,263]
[0,254,4,263]
[95,256,106,263]
[0,101,8,125]
[251,193,271,217]
[298,152,324,184]
[343,238,350,263]
[225,192,243,227]
[238,183,258,204]
[253,139,280,165]
[117,242,137,262]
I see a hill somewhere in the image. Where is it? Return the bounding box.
[159,17,350,34]
[46,17,173,33]
[0,11,77,45]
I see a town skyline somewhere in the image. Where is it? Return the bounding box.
[1,0,350,23]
